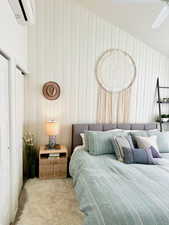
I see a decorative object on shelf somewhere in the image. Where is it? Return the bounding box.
[163,98,168,103]
[95,49,136,123]
[42,81,60,100]
[161,114,169,123]
[23,131,37,179]
[157,98,169,103]
[46,120,60,149]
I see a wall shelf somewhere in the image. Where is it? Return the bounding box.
[157,101,169,104]
[157,77,169,131]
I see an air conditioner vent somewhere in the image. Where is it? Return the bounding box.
[8,0,35,25]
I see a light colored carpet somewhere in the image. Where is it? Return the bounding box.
[15,178,84,225]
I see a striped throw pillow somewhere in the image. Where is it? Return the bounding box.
[85,130,127,155]
[112,135,134,162]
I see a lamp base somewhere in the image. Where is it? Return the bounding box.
[47,136,60,149]
[46,144,61,150]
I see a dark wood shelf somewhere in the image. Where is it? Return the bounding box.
[156,121,169,123]
[159,87,169,89]
[157,101,169,104]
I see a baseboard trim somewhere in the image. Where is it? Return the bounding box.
[11,183,27,225]
[10,206,18,224]
[10,181,26,224]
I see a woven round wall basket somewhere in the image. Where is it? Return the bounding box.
[42,81,60,100]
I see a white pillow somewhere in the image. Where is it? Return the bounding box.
[124,129,160,134]
[80,133,86,147]
[135,135,159,153]
[73,145,86,153]
[123,130,139,133]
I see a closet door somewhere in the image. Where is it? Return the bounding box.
[0,55,10,225]
[10,67,24,221]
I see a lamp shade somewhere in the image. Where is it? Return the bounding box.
[46,121,59,136]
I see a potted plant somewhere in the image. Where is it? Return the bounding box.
[23,131,37,179]
[161,114,168,123]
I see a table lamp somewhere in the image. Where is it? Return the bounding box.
[46,121,59,149]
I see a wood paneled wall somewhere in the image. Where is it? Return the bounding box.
[26,0,169,152]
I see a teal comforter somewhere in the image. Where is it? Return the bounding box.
[69,147,169,225]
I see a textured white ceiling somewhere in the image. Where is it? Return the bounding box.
[77,0,169,57]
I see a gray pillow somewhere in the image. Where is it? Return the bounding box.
[123,147,159,165]
[112,135,134,161]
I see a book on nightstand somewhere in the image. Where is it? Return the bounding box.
[48,153,60,159]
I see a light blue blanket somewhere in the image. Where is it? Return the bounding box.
[69,147,169,225]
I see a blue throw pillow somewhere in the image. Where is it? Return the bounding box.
[85,130,128,155]
[123,147,159,165]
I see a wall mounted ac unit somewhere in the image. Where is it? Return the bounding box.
[8,0,35,25]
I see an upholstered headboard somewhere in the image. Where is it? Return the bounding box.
[71,123,158,153]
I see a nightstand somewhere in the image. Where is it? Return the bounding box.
[39,145,68,179]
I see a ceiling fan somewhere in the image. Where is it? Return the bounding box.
[112,0,169,29]
[152,0,169,29]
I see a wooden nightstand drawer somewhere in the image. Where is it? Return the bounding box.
[53,164,67,178]
[40,159,51,165]
[39,145,68,179]
[39,165,53,179]
[50,158,67,164]
[39,163,67,179]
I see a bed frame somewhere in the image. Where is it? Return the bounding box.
[71,123,158,154]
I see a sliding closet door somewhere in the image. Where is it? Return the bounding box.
[10,67,24,221]
[0,55,10,225]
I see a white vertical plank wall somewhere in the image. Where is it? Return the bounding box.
[26,0,169,152]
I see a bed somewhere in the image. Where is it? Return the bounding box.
[69,123,169,225]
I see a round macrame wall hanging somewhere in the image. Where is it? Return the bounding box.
[42,81,60,100]
[95,49,137,123]
[95,49,136,93]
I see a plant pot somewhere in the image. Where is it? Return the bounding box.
[29,163,36,178]
[25,144,37,179]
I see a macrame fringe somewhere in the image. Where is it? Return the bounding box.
[96,87,131,123]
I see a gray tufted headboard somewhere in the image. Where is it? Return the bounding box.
[71,123,158,154]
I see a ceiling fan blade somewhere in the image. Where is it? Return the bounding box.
[152,5,169,29]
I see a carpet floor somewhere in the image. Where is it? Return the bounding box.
[14,178,84,225]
